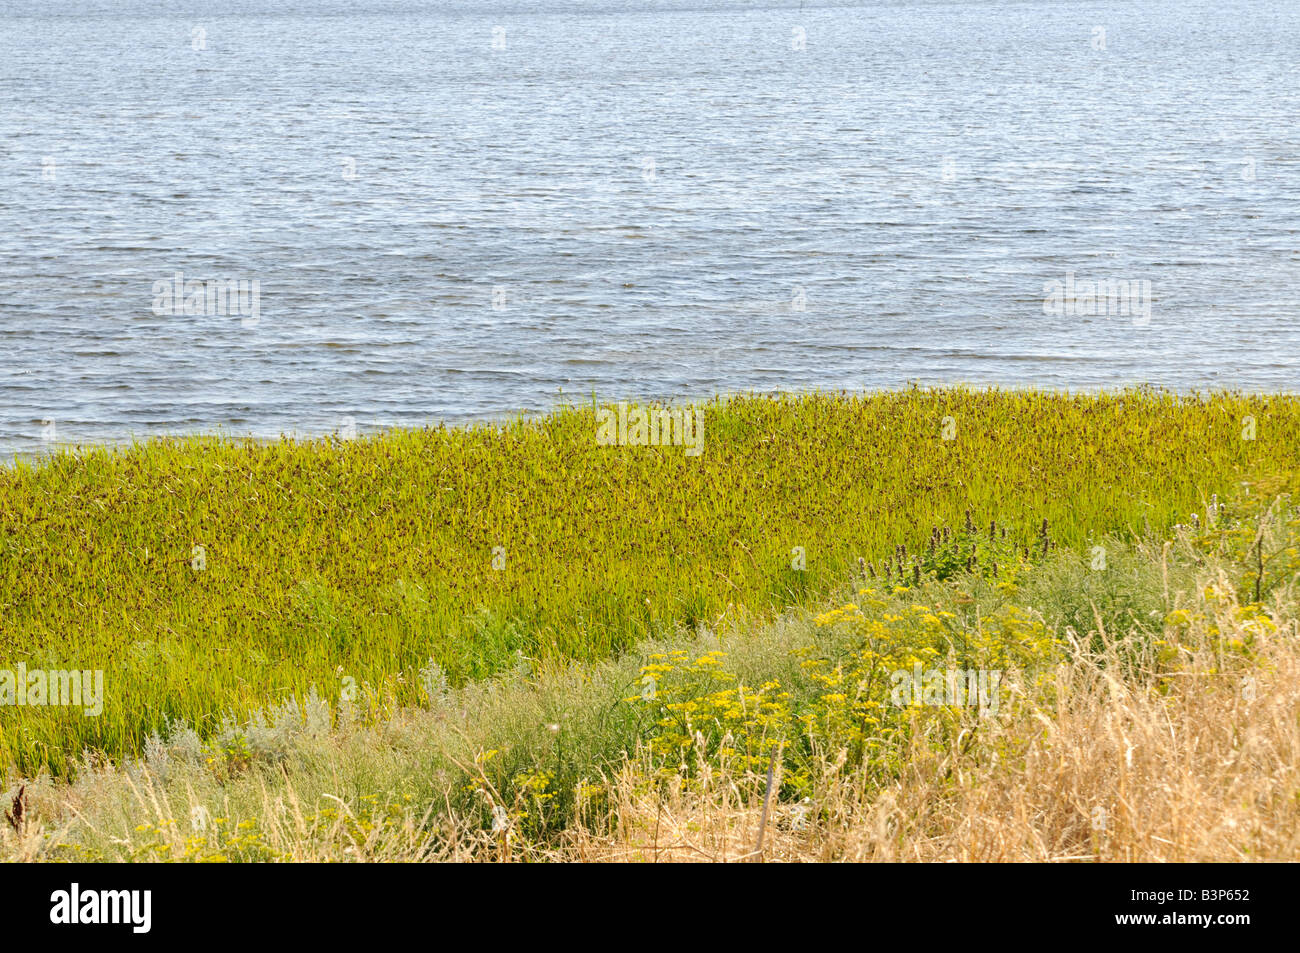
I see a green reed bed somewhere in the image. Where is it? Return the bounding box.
[1,388,1295,777]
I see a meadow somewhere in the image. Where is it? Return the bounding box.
[1,388,1298,777]
[3,477,1298,862]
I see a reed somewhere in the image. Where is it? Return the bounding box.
[1,387,1296,776]
[3,483,1297,862]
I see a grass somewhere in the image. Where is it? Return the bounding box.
[2,387,1298,777]
[2,480,1298,862]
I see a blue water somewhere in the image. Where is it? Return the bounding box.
[1,0,1297,456]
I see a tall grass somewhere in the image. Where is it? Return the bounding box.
[3,484,1297,862]
[1,388,1296,776]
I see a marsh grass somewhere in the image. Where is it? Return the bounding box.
[3,484,1299,862]
[2,388,1298,776]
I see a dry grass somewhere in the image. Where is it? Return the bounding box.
[563,612,1300,862]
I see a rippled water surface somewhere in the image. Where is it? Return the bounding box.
[2,0,1298,455]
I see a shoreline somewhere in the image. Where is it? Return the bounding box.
[8,381,1300,466]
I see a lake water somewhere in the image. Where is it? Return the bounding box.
[2,0,1298,457]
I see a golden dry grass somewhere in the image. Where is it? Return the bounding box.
[563,613,1300,863]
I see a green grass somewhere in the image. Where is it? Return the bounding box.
[12,488,1298,862]
[1,387,1297,777]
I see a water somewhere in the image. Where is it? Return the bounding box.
[2,0,1298,457]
